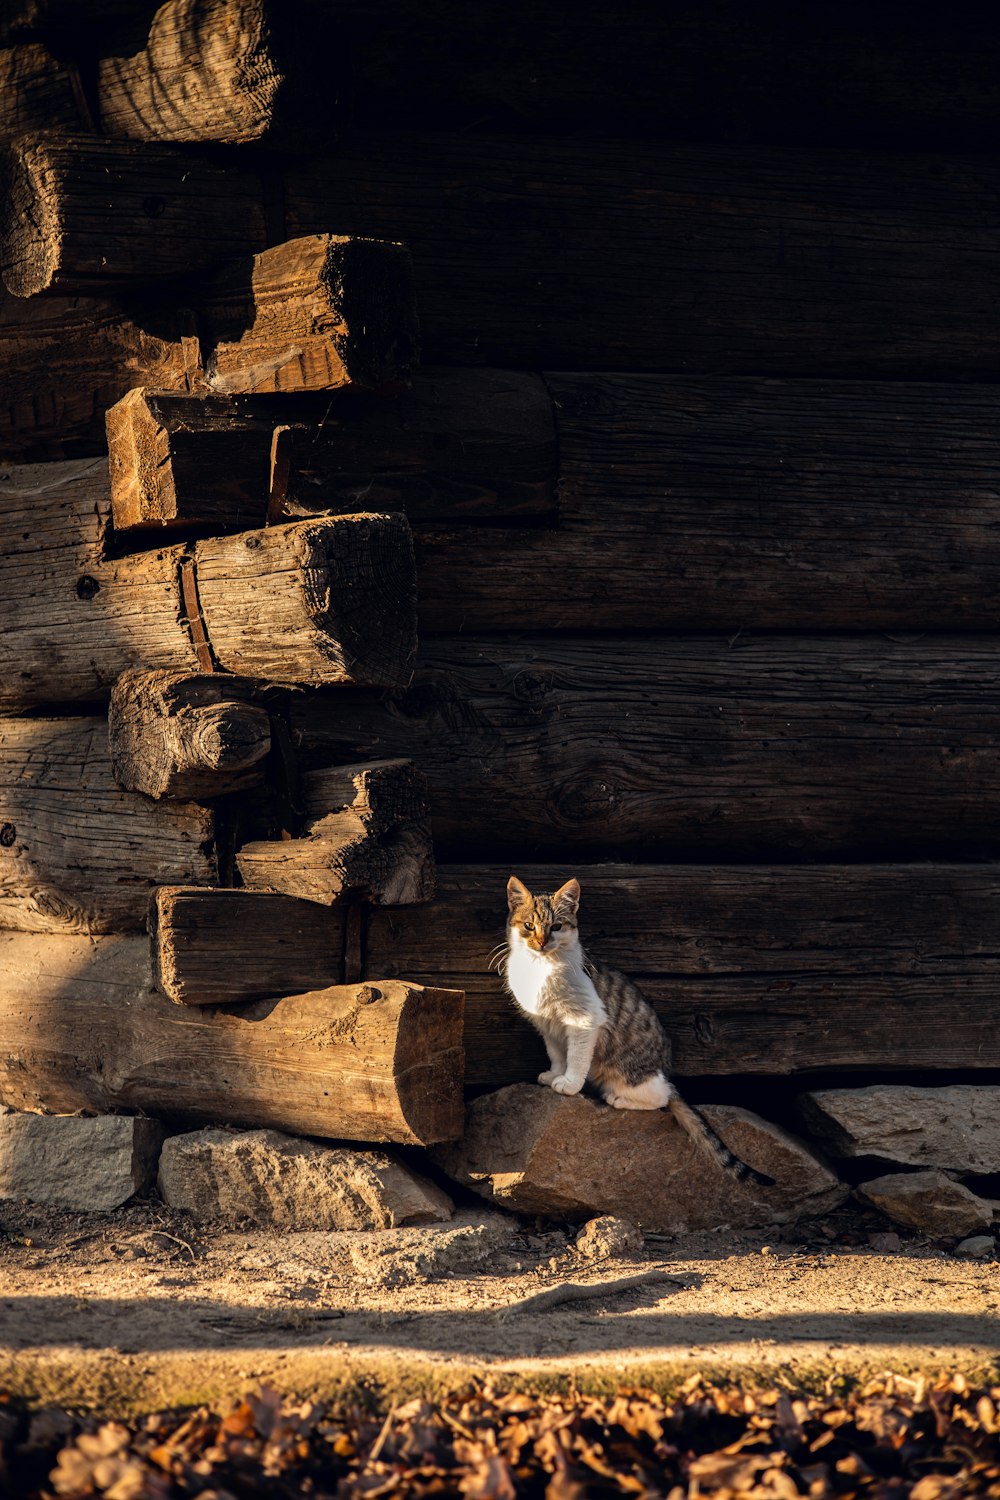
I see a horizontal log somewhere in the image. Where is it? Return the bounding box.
[365,863,1000,1080]
[1,134,266,296]
[291,634,1000,858]
[0,43,86,136]
[109,670,272,799]
[0,931,465,1144]
[0,718,215,934]
[107,369,556,534]
[284,134,1000,375]
[150,887,348,1005]
[0,460,417,707]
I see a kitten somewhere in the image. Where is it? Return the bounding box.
[503,875,773,1186]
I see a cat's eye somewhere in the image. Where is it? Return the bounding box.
[551,923,562,931]
[523,922,534,933]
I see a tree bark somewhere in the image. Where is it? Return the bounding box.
[366,863,1000,1081]
[291,634,1000,858]
[0,718,215,934]
[150,886,350,1005]
[0,134,266,297]
[284,133,1000,377]
[0,931,465,1144]
[109,670,272,800]
[0,460,417,708]
[107,368,555,535]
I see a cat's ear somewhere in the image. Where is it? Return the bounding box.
[552,878,581,915]
[507,875,532,912]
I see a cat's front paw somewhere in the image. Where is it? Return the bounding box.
[550,1075,582,1095]
[537,1070,557,1085]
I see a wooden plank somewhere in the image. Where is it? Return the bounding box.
[107,370,556,534]
[365,863,1000,1080]
[284,134,1000,375]
[0,719,215,934]
[0,931,465,1144]
[291,633,1000,857]
[150,887,349,1005]
[417,373,1000,631]
[0,461,417,707]
[1,134,266,296]
[109,670,272,799]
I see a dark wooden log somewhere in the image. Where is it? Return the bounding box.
[0,134,266,296]
[107,369,555,535]
[0,718,215,934]
[291,634,1000,859]
[199,234,418,395]
[416,373,1000,631]
[109,670,272,800]
[284,134,1000,376]
[0,460,417,707]
[150,886,348,1005]
[366,863,1000,1081]
[0,43,87,136]
[0,931,465,1144]
[237,759,435,907]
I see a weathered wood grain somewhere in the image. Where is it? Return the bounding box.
[0,718,215,934]
[284,135,1000,375]
[292,634,1000,858]
[150,887,349,1005]
[0,134,266,296]
[366,863,1000,1080]
[0,461,417,707]
[108,370,556,534]
[109,670,272,800]
[0,932,465,1143]
[0,43,86,136]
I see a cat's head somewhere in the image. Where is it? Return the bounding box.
[506,875,580,955]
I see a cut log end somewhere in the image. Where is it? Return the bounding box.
[322,236,420,388]
[0,137,58,297]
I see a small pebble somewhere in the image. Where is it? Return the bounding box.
[576,1215,643,1260]
[955,1234,995,1259]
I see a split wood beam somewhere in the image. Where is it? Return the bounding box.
[290,633,1000,859]
[107,369,555,535]
[109,670,272,800]
[0,459,417,708]
[236,759,435,907]
[0,931,465,1144]
[0,43,88,137]
[0,718,215,934]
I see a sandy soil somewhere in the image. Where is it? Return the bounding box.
[1,1197,998,1412]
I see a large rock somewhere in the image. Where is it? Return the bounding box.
[799,1086,1000,1173]
[0,1112,164,1211]
[157,1127,453,1229]
[856,1170,995,1237]
[432,1085,846,1232]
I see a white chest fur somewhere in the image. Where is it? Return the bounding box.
[504,937,604,1021]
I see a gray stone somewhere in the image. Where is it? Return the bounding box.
[799,1086,1000,1173]
[0,1112,164,1211]
[956,1235,996,1259]
[157,1127,453,1229]
[346,1209,514,1287]
[432,1085,846,1233]
[576,1215,643,1259]
[856,1170,994,1238]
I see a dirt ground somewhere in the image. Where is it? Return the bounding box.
[1,1196,998,1414]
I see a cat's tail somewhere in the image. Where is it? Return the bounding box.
[668,1094,775,1188]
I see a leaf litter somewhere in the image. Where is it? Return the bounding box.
[3,1372,1000,1498]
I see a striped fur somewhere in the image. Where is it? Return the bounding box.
[505,875,774,1187]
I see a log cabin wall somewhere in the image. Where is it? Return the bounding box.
[2,1,1000,1097]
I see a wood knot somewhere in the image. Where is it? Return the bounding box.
[142,195,167,218]
[0,822,15,847]
[357,985,382,1005]
[511,669,554,704]
[76,575,100,600]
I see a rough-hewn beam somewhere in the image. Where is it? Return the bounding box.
[0,460,417,708]
[366,863,1000,1081]
[0,719,215,934]
[291,634,1000,858]
[0,43,86,136]
[150,887,349,1006]
[107,369,555,534]
[0,134,266,296]
[0,931,465,1144]
[284,134,1000,376]
[109,670,272,800]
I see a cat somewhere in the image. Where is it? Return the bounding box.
[503,875,773,1186]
